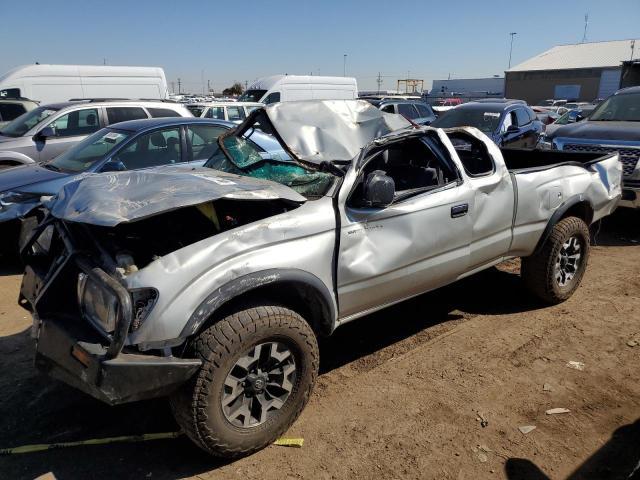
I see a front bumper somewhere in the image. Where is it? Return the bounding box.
[34,314,201,405]
[21,221,201,405]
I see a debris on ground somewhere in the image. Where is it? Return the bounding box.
[518,425,537,434]
[566,361,585,371]
[627,339,638,348]
[543,383,553,392]
[273,438,304,448]
[472,445,491,463]
[546,408,571,415]
[475,411,489,428]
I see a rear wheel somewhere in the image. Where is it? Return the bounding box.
[171,306,319,458]
[521,216,590,304]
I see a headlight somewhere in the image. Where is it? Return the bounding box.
[0,191,41,210]
[77,273,118,333]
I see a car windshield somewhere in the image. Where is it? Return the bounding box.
[47,128,131,173]
[0,106,59,137]
[238,90,267,102]
[431,108,502,133]
[589,93,640,121]
[205,130,334,198]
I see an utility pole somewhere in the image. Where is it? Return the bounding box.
[171,81,175,94]
[177,78,181,94]
[207,79,210,93]
[632,40,636,61]
[376,72,383,94]
[508,32,517,69]
[103,58,106,65]
[582,13,589,43]
[343,54,347,76]
[244,80,248,91]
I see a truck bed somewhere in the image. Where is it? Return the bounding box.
[500,148,609,172]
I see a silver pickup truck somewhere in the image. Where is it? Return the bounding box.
[19,100,622,458]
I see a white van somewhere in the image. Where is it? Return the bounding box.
[0,65,168,104]
[239,75,358,104]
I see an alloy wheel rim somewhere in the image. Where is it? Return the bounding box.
[555,236,582,287]
[221,341,296,428]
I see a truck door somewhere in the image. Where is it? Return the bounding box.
[448,130,515,269]
[336,135,473,319]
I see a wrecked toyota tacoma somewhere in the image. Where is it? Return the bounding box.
[19,100,622,458]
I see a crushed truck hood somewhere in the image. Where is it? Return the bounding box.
[48,166,307,227]
[263,100,411,164]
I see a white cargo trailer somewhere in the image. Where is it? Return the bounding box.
[239,75,358,104]
[0,64,168,104]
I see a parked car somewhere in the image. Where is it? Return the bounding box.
[531,106,560,128]
[0,100,191,169]
[539,86,640,208]
[431,100,543,149]
[544,105,596,137]
[239,75,358,104]
[0,64,168,104]
[0,98,38,128]
[20,100,621,459]
[378,100,436,125]
[0,117,290,250]
[538,99,568,108]
[185,102,263,123]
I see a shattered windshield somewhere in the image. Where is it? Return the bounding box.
[205,134,334,198]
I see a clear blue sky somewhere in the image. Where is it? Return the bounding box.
[0,0,638,93]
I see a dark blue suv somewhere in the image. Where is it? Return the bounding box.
[431,100,543,149]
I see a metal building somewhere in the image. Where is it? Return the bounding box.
[430,77,504,96]
[505,38,639,104]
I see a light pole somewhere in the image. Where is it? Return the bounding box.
[508,32,517,69]
[343,54,347,76]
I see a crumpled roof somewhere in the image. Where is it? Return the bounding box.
[264,100,411,164]
[48,167,306,226]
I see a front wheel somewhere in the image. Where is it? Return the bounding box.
[171,306,319,458]
[521,216,590,304]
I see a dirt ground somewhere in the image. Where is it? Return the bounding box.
[0,209,638,480]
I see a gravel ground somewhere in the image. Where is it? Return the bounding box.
[0,209,638,480]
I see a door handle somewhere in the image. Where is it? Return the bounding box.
[451,203,469,218]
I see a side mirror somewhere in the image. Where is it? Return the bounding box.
[363,170,395,208]
[100,159,127,172]
[574,114,584,123]
[506,124,520,134]
[35,126,56,140]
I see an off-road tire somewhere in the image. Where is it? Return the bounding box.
[521,216,590,304]
[171,306,319,458]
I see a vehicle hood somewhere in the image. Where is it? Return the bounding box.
[48,166,307,227]
[0,164,69,193]
[263,100,411,164]
[0,134,21,144]
[548,121,640,141]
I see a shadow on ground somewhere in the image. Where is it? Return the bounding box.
[592,208,640,247]
[505,418,640,480]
